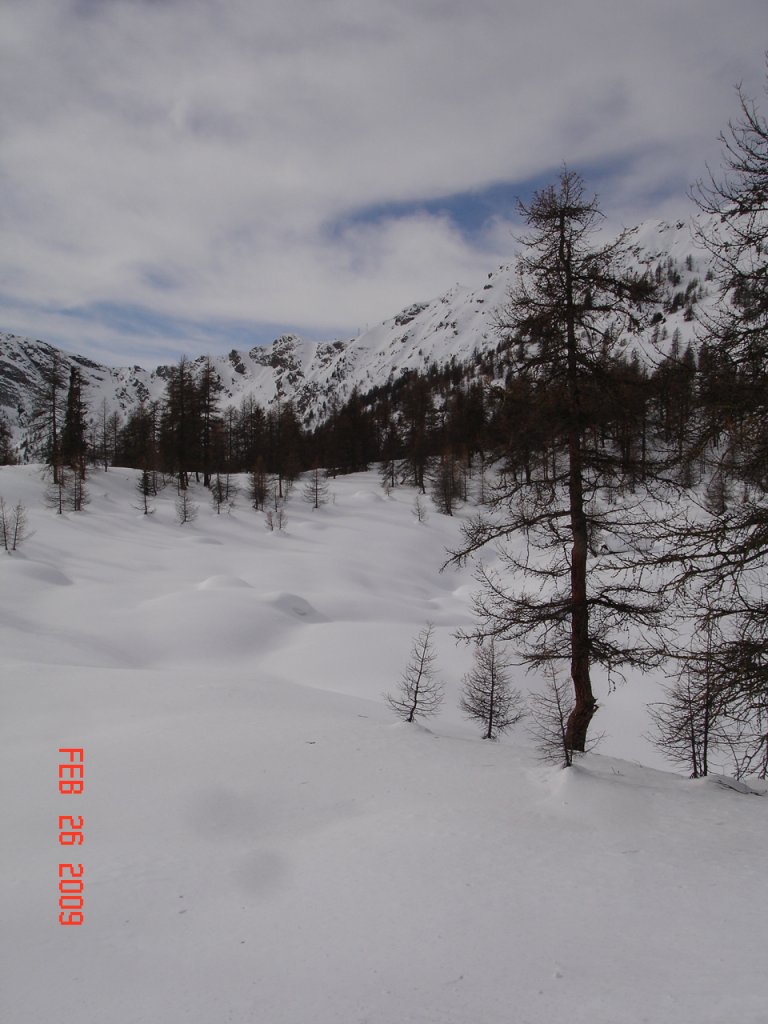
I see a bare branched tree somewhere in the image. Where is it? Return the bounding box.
[385,623,444,723]
[661,64,768,777]
[135,469,154,515]
[176,491,198,525]
[211,473,237,514]
[648,619,723,778]
[446,169,671,753]
[460,640,525,739]
[650,614,768,780]
[0,498,27,553]
[527,668,575,767]
[302,464,329,509]
[248,459,269,511]
[412,494,428,523]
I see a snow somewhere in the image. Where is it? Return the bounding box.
[1,464,766,1024]
[1,214,713,451]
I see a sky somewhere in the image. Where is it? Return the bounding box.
[1,0,766,367]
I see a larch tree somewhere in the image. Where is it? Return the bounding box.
[0,415,15,465]
[36,346,66,483]
[160,356,200,490]
[385,623,444,723]
[460,640,525,740]
[448,170,669,754]
[302,463,329,509]
[527,668,576,768]
[198,356,223,488]
[0,498,27,553]
[60,366,88,479]
[667,68,768,776]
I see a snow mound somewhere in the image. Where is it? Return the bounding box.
[196,574,253,590]
[350,489,384,503]
[9,560,72,586]
[130,589,298,665]
[267,591,327,622]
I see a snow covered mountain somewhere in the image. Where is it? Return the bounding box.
[0,219,708,450]
[0,268,511,439]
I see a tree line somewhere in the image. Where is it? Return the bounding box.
[25,304,726,503]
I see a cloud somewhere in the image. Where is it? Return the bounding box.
[0,0,766,362]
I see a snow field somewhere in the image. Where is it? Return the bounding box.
[1,464,766,1024]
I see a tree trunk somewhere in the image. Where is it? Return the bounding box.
[562,214,597,752]
[565,429,597,751]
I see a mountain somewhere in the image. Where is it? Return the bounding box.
[0,219,708,454]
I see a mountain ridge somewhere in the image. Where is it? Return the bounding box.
[0,219,707,455]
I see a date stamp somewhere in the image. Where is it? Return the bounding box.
[57,748,84,926]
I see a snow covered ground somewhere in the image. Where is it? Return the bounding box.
[1,464,766,1024]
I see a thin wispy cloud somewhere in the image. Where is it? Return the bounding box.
[0,0,765,363]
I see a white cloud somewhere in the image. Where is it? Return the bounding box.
[0,0,766,362]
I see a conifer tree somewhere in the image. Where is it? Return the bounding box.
[448,170,667,753]
[248,457,269,510]
[460,640,524,739]
[36,347,66,483]
[176,490,198,524]
[160,356,200,489]
[667,66,768,776]
[136,469,154,515]
[385,624,444,723]
[397,374,434,493]
[0,498,27,552]
[198,356,223,488]
[0,415,15,465]
[302,464,329,509]
[60,366,88,479]
[211,473,237,514]
[527,669,576,767]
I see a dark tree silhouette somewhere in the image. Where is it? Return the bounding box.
[60,366,88,479]
[665,67,768,776]
[448,170,666,753]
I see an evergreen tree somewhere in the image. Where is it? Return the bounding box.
[60,366,88,479]
[135,469,154,515]
[0,415,15,465]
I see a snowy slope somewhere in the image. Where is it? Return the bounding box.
[1,464,766,1024]
[0,217,712,451]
